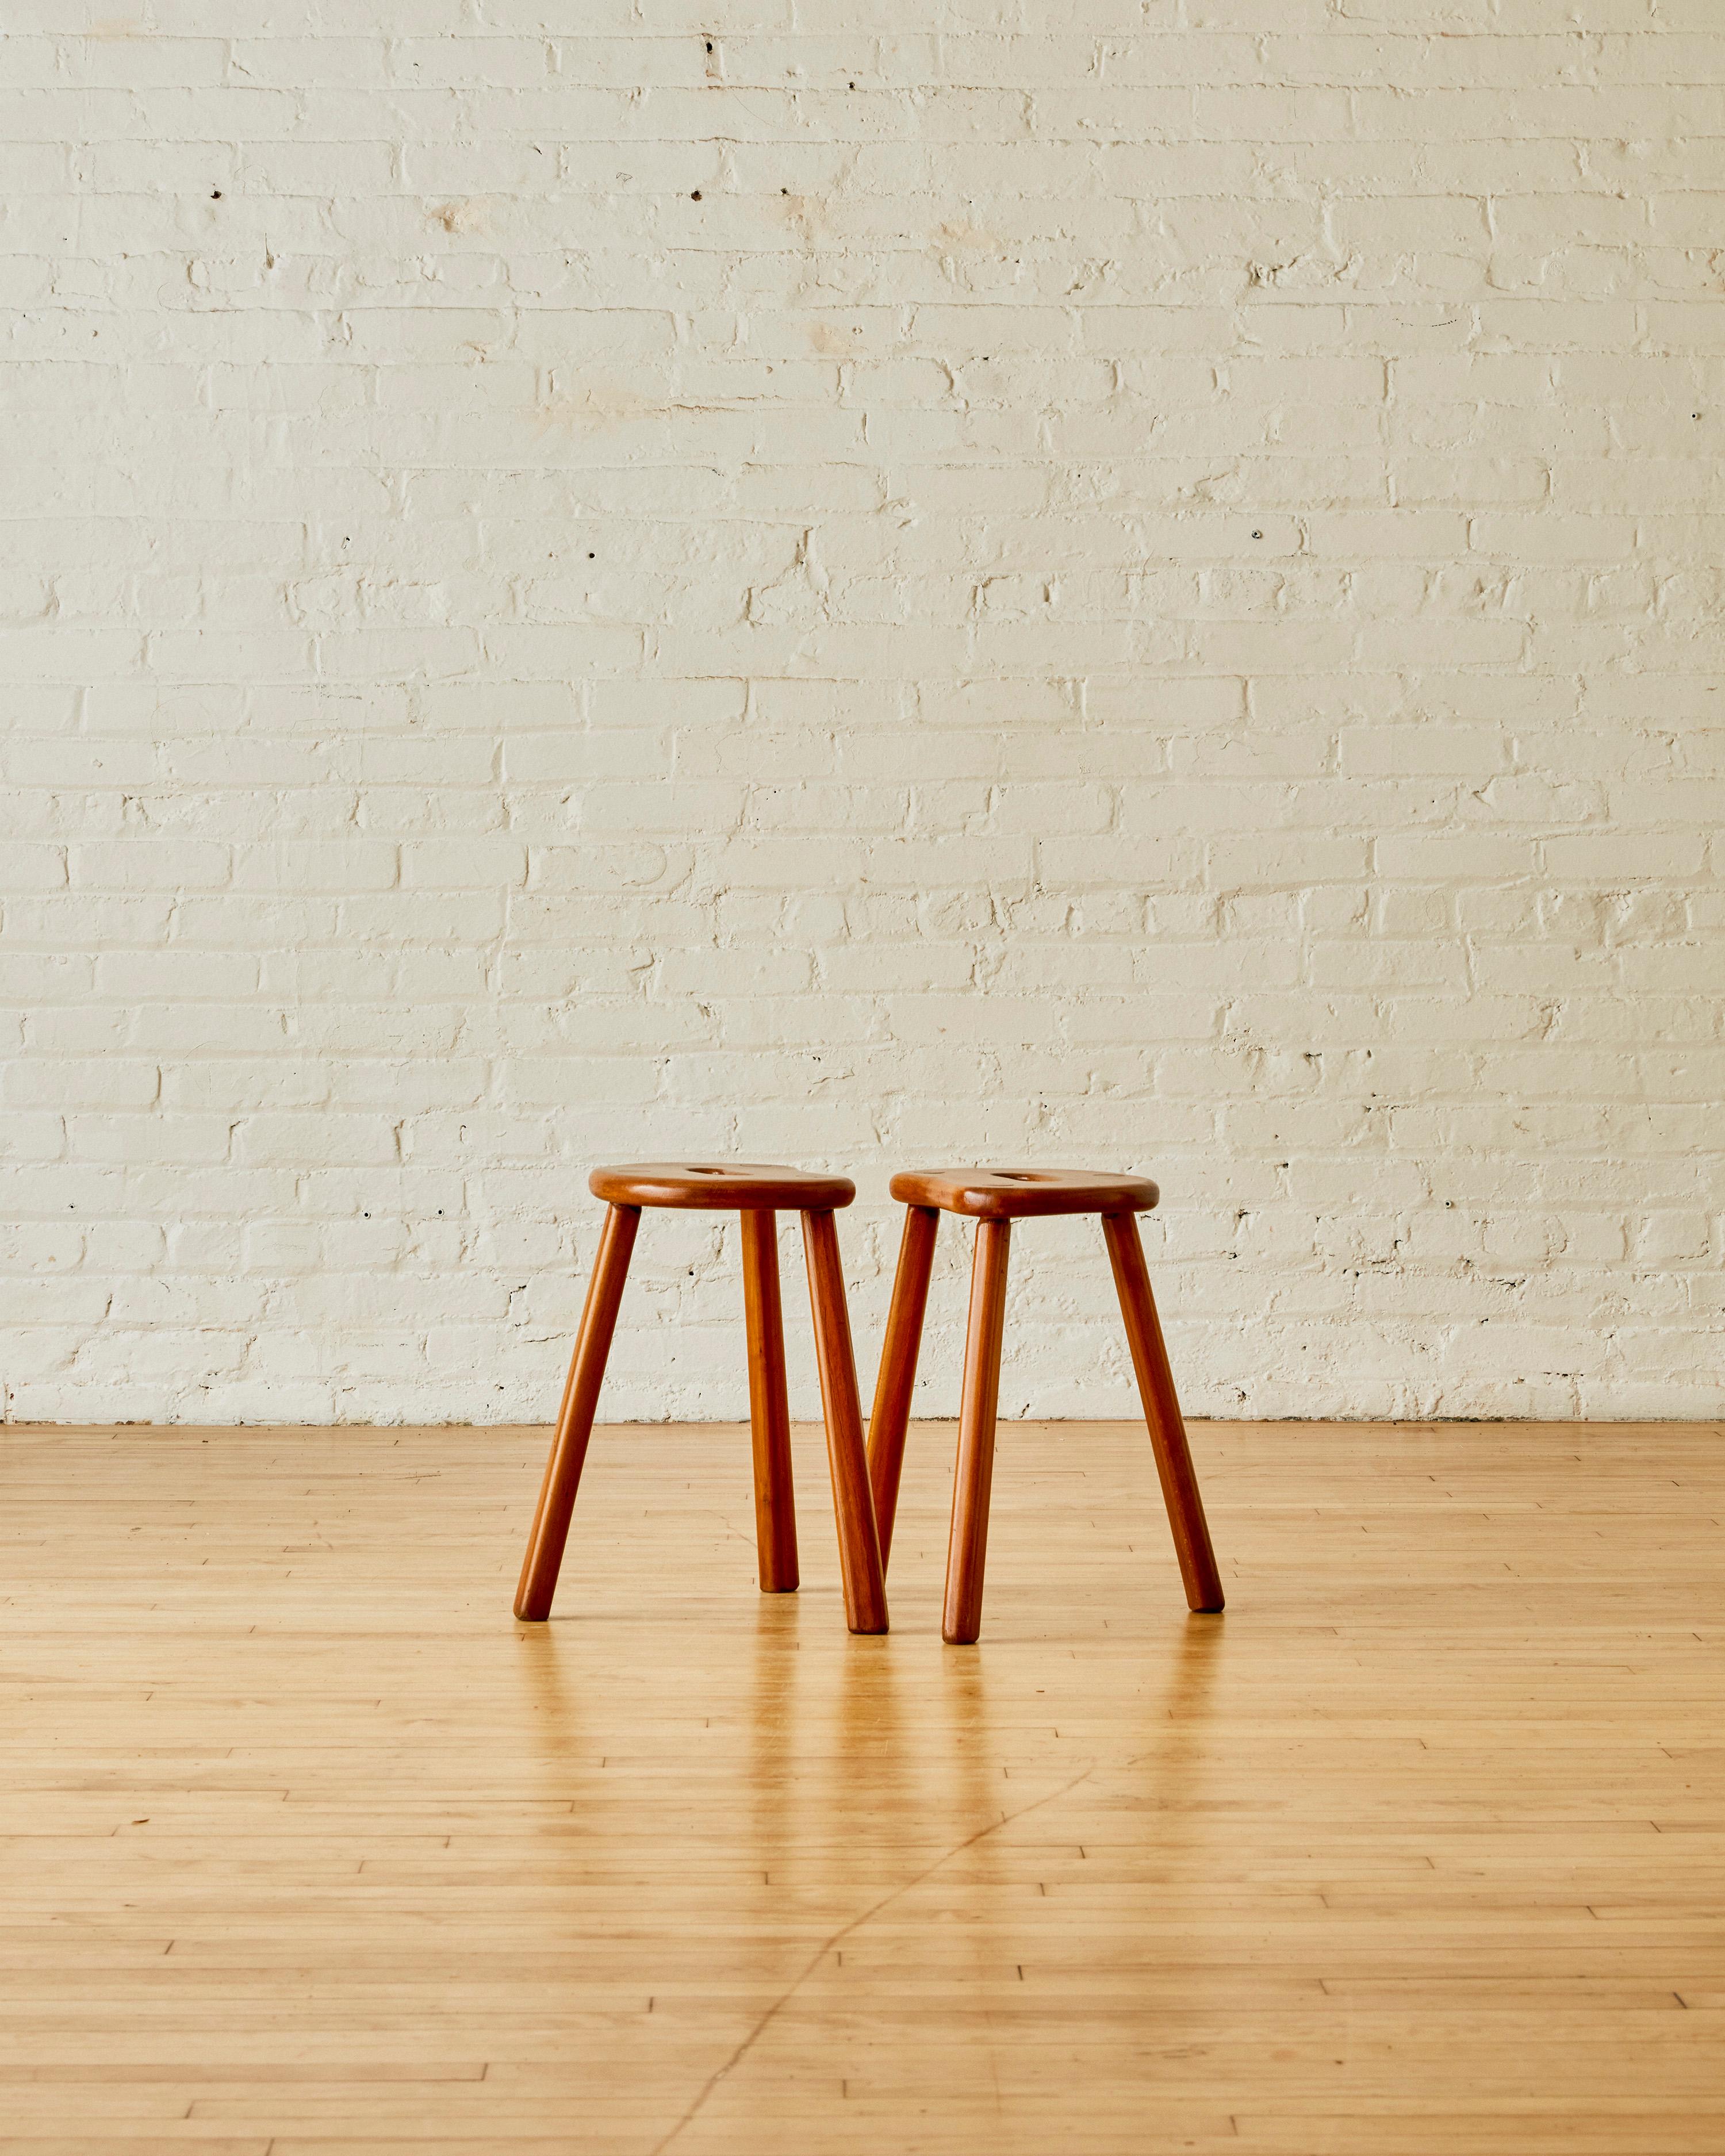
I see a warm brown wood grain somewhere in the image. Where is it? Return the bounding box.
[1103,1210,1225,1614]
[942,1216,1012,1645]
[741,1210,798,1594]
[870,1168,1217,1640]
[517,1165,869,1624]
[5,1418,1725,2152]
[512,1200,639,1621]
[889,1167,1158,1218]
[589,1162,856,1211]
[865,1202,940,1569]
[800,1207,890,1635]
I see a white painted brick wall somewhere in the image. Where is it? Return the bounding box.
[3,5,1722,1426]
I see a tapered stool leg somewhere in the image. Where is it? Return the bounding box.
[943,1217,1011,1645]
[741,1210,798,1593]
[865,1203,940,1570]
[801,1208,889,1635]
[515,1203,641,1621]
[1102,1211,1224,1613]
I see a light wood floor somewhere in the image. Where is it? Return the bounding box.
[2,1418,1723,2153]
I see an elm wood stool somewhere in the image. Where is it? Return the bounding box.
[514,1164,888,1634]
[865,1169,1224,1644]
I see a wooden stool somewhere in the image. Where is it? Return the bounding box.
[865,1168,1224,1644]
[514,1164,888,1634]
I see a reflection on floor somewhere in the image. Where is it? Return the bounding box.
[3,1419,1723,2153]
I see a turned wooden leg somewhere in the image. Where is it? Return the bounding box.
[741,1209,798,1593]
[1102,1211,1225,1613]
[942,1217,1011,1646]
[801,1207,889,1635]
[514,1203,641,1621]
[865,1203,940,1571]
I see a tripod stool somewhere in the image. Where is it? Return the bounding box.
[515,1163,887,1634]
[865,1168,1223,1643]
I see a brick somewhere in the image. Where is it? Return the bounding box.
[0,10,1716,1422]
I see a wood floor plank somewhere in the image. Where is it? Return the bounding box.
[2,1419,1723,2151]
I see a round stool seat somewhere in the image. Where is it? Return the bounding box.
[888,1167,1158,1219]
[588,1161,856,1211]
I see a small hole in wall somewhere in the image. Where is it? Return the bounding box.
[691,190,702,200]
[706,40,713,51]
[211,189,222,200]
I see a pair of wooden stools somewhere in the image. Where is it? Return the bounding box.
[514,1163,1224,1643]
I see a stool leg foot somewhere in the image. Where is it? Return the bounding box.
[865,1204,940,1572]
[943,1217,1011,1645]
[802,1207,889,1635]
[1102,1211,1225,1613]
[513,1203,640,1621]
[742,1210,799,1593]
